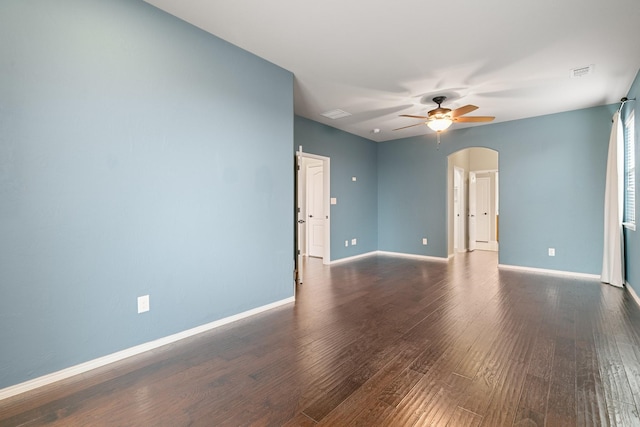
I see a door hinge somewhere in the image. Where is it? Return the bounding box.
[297,249,301,255]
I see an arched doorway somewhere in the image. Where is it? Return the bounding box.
[447,147,499,258]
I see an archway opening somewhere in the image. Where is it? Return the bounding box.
[447,147,499,258]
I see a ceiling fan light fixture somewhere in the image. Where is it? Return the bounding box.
[427,118,452,132]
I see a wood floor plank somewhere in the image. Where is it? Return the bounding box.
[477,360,528,427]
[3,252,640,426]
[446,406,483,427]
[315,340,424,425]
[618,342,640,410]
[575,338,611,427]
[593,332,637,406]
[545,336,577,426]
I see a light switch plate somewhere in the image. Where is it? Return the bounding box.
[352,176,357,181]
[548,248,555,256]
[137,295,150,313]
[331,198,337,205]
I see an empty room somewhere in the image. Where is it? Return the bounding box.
[2,0,640,426]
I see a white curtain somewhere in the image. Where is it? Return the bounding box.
[601,111,625,287]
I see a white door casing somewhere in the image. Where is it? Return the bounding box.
[295,153,304,285]
[295,150,331,265]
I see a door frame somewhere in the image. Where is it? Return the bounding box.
[305,162,324,257]
[296,150,331,265]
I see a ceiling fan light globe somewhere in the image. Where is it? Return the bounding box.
[427,118,452,132]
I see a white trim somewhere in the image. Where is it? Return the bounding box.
[626,281,640,308]
[329,250,451,265]
[623,222,636,231]
[472,169,499,175]
[329,251,377,265]
[0,296,295,401]
[475,241,498,251]
[297,151,331,265]
[376,251,449,262]
[498,264,600,280]
[453,165,466,253]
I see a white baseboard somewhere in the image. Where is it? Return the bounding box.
[329,251,377,265]
[0,296,295,401]
[376,251,449,262]
[626,281,640,308]
[329,250,449,265]
[498,264,600,280]
[475,241,499,251]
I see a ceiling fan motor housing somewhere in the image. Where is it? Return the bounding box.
[428,96,452,119]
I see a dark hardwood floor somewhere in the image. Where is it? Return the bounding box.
[2,251,640,426]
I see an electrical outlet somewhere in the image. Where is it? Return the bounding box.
[422,238,428,245]
[351,238,357,245]
[137,295,150,313]
[352,176,357,182]
[345,240,349,247]
[548,248,555,257]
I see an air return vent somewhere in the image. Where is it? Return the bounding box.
[320,109,352,119]
[570,64,594,78]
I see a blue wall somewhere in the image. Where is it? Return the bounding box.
[0,0,293,389]
[294,116,378,260]
[378,137,447,256]
[624,70,640,288]
[378,105,615,274]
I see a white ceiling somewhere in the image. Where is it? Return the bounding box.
[145,0,640,142]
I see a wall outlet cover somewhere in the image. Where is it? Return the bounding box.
[548,248,555,257]
[422,238,428,245]
[345,240,349,247]
[351,238,357,245]
[137,295,150,313]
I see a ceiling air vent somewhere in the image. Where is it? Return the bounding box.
[570,64,594,78]
[320,109,352,119]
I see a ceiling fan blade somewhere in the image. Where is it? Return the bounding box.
[453,116,495,122]
[399,114,430,119]
[450,105,478,117]
[393,122,427,131]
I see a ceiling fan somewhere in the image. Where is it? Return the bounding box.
[394,96,494,133]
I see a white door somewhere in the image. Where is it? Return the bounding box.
[476,176,491,242]
[454,167,465,252]
[468,171,477,251]
[306,165,324,258]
